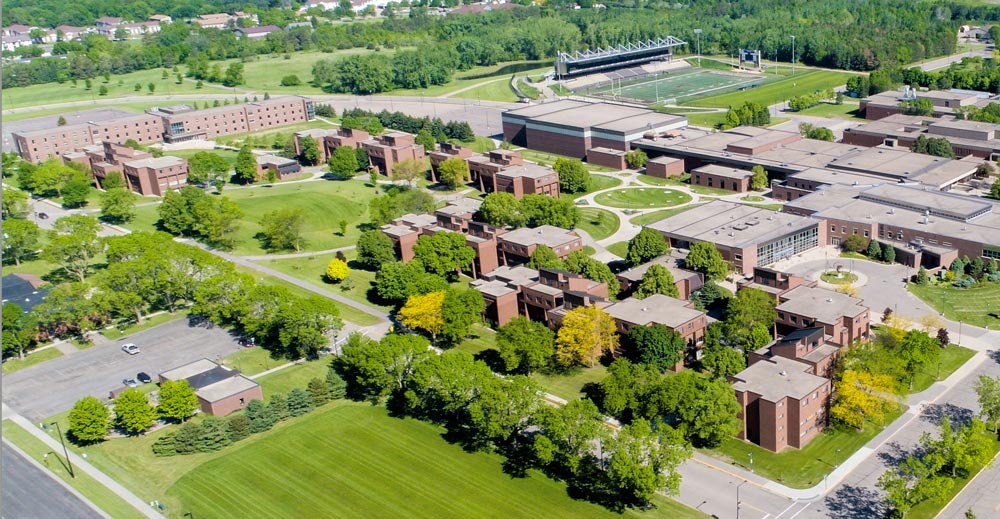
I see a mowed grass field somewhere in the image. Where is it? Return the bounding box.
[576,207,620,241]
[594,188,692,209]
[909,282,1000,329]
[682,70,853,109]
[166,402,707,519]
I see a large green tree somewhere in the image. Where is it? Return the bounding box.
[157,380,199,422]
[100,187,138,224]
[68,396,109,443]
[298,136,321,166]
[114,388,157,435]
[526,245,564,270]
[684,242,728,280]
[233,144,257,184]
[479,192,522,228]
[634,264,679,299]
[339,332,432,402]
[259,208,307,252]
[496,316,555,374]
[187,151,230,185]
[60,170,93,208]
[564,250,618,290]
[1,303,35,359]
[606,419,690,506]
[439,288,485,345]
[412,231,475,278]
[2,188,30,219]
[43,214,102,282]
[898,330,940,390]
[356,230,396,269]
[626,228,669,267]
[553,157,591,194]
[701,346,746,379]
[628,323,685,371]
[2,218,40,266]
[725,288,777,349]
[520,194,578,228]
[975,375,1000,432]
[328,145,361,177]
[437,157,469,190]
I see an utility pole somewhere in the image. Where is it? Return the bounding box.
[790,35,796,77]
[694,29,702,68]
[49,422,75,478]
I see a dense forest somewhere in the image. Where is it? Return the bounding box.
[6,1,1000,90]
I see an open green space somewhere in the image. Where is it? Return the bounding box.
[2,68,220,110]
[594,188,692,209]
[214,50,403,95]
[707,405,906,488]
[579,174,624,197]
[576,207,620,241]
[219,346,282,376]
[531,365,608,402]
[636,173,688,187]
[382,60,552,98]
[741,195,766,202]
[683,70,854,110]
[684,111,728,129]
[454,324,497,357]
[908,282,1000,329]
[258,250,393,315]
[820,271,858,285]
[907,437,1000,519]
[255,358,331,397]
[628,205,699,227]
[101,310,188,341]
[453,78,520,103]
[910,345,976,394]
[1,420,147,519]
[2,347,63,375]
[0,256,61,278]
[793,101,865,120]
[606,241,629,259]
[464,136,499,153]
[240,265,381,326]
[591,68,766,105]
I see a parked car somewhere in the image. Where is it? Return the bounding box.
[122,378,138,388]
[136,372,152,384]
[37,212,49,220]
[121,343,140,355]
[238,336,255,347]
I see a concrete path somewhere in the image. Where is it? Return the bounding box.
[2,403,167,519]
[242,245,355,261]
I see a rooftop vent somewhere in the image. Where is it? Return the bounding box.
[779,370,787,376]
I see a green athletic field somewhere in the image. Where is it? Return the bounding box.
[588,68,764,104]
[166,402,707,519]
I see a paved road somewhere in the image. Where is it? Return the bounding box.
[677,456,811,519]
[939,449,1000,519]
[2,318,243,421]
[1,441,106,519]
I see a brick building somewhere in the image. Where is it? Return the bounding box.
[602,294,709,365]
[429,142,474,181]
[587,147,627,170]
[645,155,685,178]
[502,100,687,159]
[616,253,704,300]
[842,113,1000,161]
[731,355,831,452]
[361,132,426,178]
[150,97,316,143]
[479,163,560,199]
[496,225,583,266]
[14,113,163,163]
[775,285,870,346]
[749,327,842,379]
[471,266,609,327]
[123,156,188,196]
[256,154,301,180]
[691,164,752,193]
[295,127,370,164]
[860,87,993,120]
[159,359,263,417]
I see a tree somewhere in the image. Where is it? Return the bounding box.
[626,228,669,267]
[415,129,436,152]
[399,291,445,340]
[648,371,742,447]
[564,251,618,289]
[921,416,993,478]
[479,192,522,227]
[269,392,290,420]
[339,333,432,402]
[2,219,40,266]
[57,116,67,126]
[412,231,475,278]
[98,84,108,96]
[375,261,448,301]
[520,194,578,228]
[606,419,690,506]
[915,266,929,285]
[100,188,138,224]
[877,453,953,518]
[326,369,347,399]
[692,280,726,311]
[260,208,306,252]
[2,188,30,219]
[725,288,777,348]
[114,388,157,435]
[882,242,896,263]
[328,145,360,177]
[60,171,93,208]
[308,377,331,406]
[440,288,485,344]
[555,305,619,367]
[533,399,607,475]
[2,303,35,360]
[527,246,563,270]
[634,264,679,299]
[223,62,245,87]
[391,158,427,188]
[187,151,230,185]
[750,165,768,190]
[842,234,868,253]
[280,74,302,86]
[629,324,685,371]
[325,258,350,283]
[701,346,746,379]
[684,242,727,280]
[991,176,1000,200]
[196,416,232,452]
[147,82,155,94]
[157,380,199,422]
[356,230,396,269]
[899,330,940,390]
[975,375,1000,432]
[227,414,252,442]
[867,239,882,259]
[68,396,109,443]
[43,214,102,282]
[553,157,591,194]
[298,136,321,166]
[496,316,555,374]
[245,400,278,433]
[233,144,257,184]
[831,370,898,430]
[287,387,313,417]
[625,149,648,169]
[936,327,950,347]
[437,157,469,189]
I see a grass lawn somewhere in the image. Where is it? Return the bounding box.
[237,265,381,326]
[910,345,976,394]
[214,50,403,95]
[220,346,284,376]
[452,78,520,103]
[629,205,702,227]
[582,174,624,194]
[907,437,1000,519]
[741,195,766,202]
[577,208,620,241]
[255,358,332,398]
[594,188,692,209]
[1,420,147,519]
[793,101,865,120]
[215,119,339,147]
[101,310,188,341]
[684,111,728,129]
[706,405,906,488]
[1,347,63,375]
[531,365,608,401]
[383,60,552,98]
[464,135,498,153]
[164,402,705,519]
[258,251,393,314]
[683,70,853,110]
[908,282,1000,329]
[635,173,689,187]
[1,257,62,279]
[820,271,858,285]
[519,149,617,173]
[2,68,215,109]
[453,324,497,357]
[840,251,867,260]
[606,241,629,259]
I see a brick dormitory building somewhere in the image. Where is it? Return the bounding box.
[63,141,187,196]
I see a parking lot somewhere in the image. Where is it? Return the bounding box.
[2,318,244,422]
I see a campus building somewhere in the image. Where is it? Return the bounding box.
[749,327,842,379]
[496,225,584,266]
[842,113,1000,161]
[784,183,1000,269]
[159,359,263,417]
[428,142,475,181]
[65,141,188,196]
[691,164,752,193]
[731,355,831,452]
[295,127,371,164]
[361,132,426,178]
[602,294,710,365]
[479,163,561,199]
[775,285,870,346]
[646,200,824,276]
[471,266,609,328]
[502,99,686,159]
[149,97,316,143]
[616,253,704,300]
[14,113,163,163]
[860,87,996,120]
[256,154,302,180]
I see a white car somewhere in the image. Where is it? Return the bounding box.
[121,343,140,355]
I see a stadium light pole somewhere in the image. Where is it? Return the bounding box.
[694,29,702,68]
[790,35,796,77]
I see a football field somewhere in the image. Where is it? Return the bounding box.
[589,68,764,104]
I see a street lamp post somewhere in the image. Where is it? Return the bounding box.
[790,35,796,77]
[49,421,75,478]
[748,452,754,473]
[694,29,702,68]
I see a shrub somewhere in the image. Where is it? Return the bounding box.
[280,74,302,86]
[174,421,203,454]
[308,377,331,406]
[227,414,252,442]
[246,399,277,433]
[287,387,313,417]
[196,416,232,452]
[151,432,178,456]
[326,369,347,399]
[269,393,289,421]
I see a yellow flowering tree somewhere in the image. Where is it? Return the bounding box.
[555,305,619,368]
[399,291,445,340]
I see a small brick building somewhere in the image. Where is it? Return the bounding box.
[158,359,263,417]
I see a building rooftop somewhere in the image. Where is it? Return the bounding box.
[858,183,993,221]
[617,253,699,283]
[125,156,185,169]
[160,359,221,382]
[785,167,887,187]
[731,356,827,402]
[1,273,49,313]
[646,200,817,249]
[589,147,626,156]
[256,154,297,166]
[487,265,540,286]
[380,224,417,238]
[496,163,558,180]
[692,164,752,180]
[503,100,685,134]
[603,294,703,328]
[237,25,280,34]
[801,343,841,364]
[185,365,241,390]
[198,375,260,403]
[470,279,517,298]
[525,282,565,296]
[500,225,579,248]
[826,147,978,187]
[394,213,438,228]
[502,99,592,120]
[436,198,483,216]
[777,285,867,325]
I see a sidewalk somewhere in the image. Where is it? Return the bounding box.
[2,403,167,519]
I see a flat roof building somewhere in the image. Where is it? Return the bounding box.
[497,225,583,265]
[159,359,263,416]
[616,253,704,300]
[691,164,753,193]
[123,155,189,196]
[361,132,426,178]
[775,285,870,346]
[603,294,709,364]
[843,113,1000,160]
[14,113,163,163]
[860,88,995,120]
[481,162,560,199]
[150,96,316,143]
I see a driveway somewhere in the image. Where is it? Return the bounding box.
[2,318,243,421]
